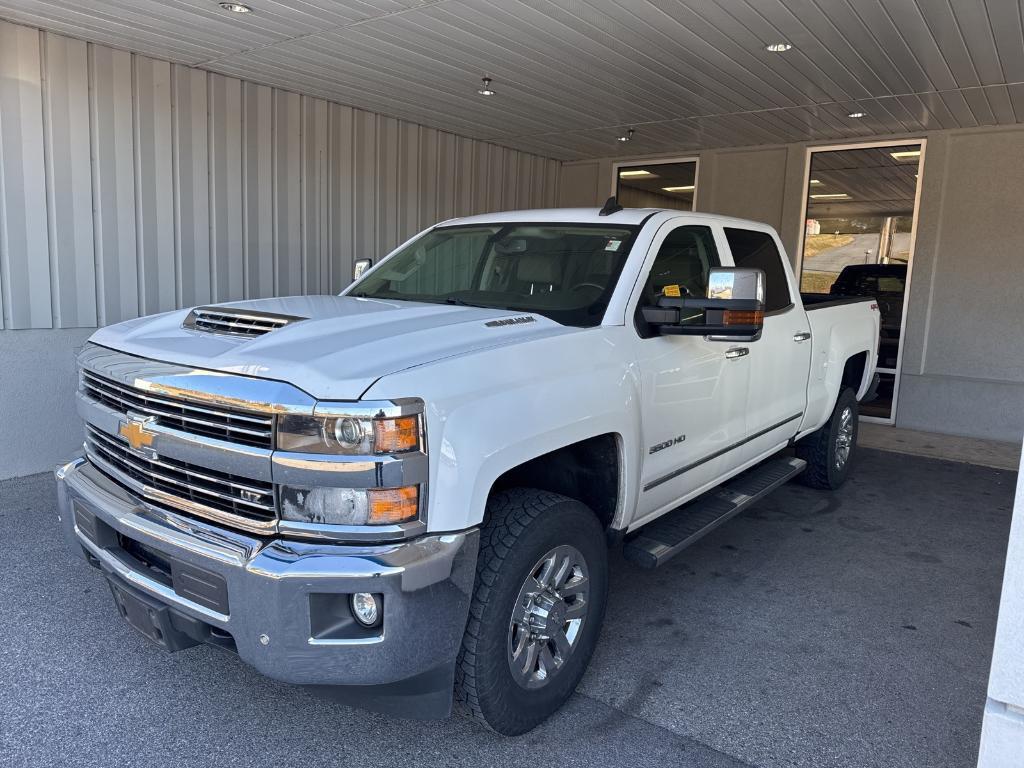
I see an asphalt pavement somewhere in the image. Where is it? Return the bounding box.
[803,232,914,275]
[1,448,1013,767]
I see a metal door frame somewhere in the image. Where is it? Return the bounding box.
[794,139,927,426]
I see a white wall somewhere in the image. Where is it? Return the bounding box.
[0,329,93,479]
[0,19,560,479]
[978,444,1024,766]
[559,125,1024,443]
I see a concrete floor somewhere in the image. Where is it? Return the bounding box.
[0,447,1014,768]
[859,422,1021,471]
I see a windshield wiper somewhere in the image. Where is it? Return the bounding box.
[444,297,488,308]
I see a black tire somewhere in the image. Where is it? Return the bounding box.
[455,488,608,735]
[795,386,859,490]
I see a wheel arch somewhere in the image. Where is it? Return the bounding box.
[485,432,625,532]
[842,350,872,400]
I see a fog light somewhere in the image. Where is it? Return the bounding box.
[351,592,381,627]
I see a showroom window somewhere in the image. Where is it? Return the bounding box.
[796,141,924,422]
[614,159,698,211]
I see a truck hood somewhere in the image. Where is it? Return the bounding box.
[89,295,573,400]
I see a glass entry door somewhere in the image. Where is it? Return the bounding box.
[797,142,924,422]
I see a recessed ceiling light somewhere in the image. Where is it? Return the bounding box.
[662,185,695,192]
[765,42,793,52]
[619,169,652,177]
[890,150,921,160]
[809,179,822,185]
[847,111,867,118]
[218,2,252,12]
[810,193,849,199]
[617,128,635,143]
[477,77,495,96]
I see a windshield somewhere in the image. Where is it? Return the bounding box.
[348,223,640,327]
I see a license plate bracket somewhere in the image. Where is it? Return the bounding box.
[106,576,200,652]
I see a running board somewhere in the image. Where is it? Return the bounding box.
[623,456,807,569]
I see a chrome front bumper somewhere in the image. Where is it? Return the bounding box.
[55,457,478,711]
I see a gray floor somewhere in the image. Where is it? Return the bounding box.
[0,448,1014,768]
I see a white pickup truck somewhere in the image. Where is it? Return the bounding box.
[55,202,879,735]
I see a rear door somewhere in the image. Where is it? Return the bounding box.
[629,221,750,526]
[723,227,812,463]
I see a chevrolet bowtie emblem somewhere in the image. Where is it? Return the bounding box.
[119,415,157,452]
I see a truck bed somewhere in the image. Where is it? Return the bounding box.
[800,293,876,310]
[799,293,880,432]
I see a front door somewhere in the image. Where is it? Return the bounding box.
[722,226,811,463]
[630,222,750,528]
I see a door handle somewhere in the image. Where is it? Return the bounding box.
[793,331,811,342]
[725,347,749,359]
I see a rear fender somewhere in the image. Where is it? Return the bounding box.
[803,315,877,432]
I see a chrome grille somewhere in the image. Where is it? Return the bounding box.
[86,426,277,532]
[183,306,301,337]
[81,369,274,448]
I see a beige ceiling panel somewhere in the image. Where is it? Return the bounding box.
[1,0,1022,160]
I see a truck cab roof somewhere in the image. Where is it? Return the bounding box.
[439,207,779,231]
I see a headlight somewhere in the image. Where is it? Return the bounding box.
[277,413,420,455]
[280,485,419,525]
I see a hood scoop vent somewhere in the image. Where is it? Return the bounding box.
[183,306,305,337]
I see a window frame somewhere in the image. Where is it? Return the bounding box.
[344,221,643,329]
[723,226,794,315]
[631,221,723,339]
[611,156,701,211]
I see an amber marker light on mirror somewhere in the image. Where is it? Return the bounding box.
[367,486,419,524]
[723,310,764,326]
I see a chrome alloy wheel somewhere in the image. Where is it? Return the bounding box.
[507,544,589,690]
[835,405,854,470]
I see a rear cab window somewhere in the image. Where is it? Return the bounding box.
[724,228,792,313]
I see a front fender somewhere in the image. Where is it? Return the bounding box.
[363,327,642,533]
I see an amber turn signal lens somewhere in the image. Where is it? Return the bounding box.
[722,309,764,325]
[367,486,419,524]
[373,415,420,453]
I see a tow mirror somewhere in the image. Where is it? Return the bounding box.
[353,258,373,281]
[641,267,766,342]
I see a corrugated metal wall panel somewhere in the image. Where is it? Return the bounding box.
[243,81,275,300]
[327,103,354,294]
[377,115,401,256]
[0,20,561,331]
[435,131,456,221]
[90,44,138,326]
[302,96,328,296]
[399,121,420,243]
[417,126,439,228]
[134,55,176,316]
[0,22,52,329]
[173,64,211,308]
[208,72,243,304]
[273,88,303,297]
[43,33,97,328]
[353,108,378,266]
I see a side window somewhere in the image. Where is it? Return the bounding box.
[723,228,792,312]
[638,225,720,334]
